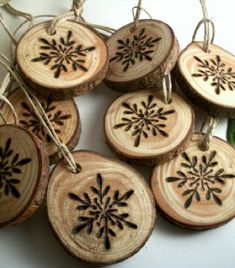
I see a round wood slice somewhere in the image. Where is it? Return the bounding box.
[0,125,49,228]
[16,21,109,100]
[104,90,195,166]
[104,19,179,93]
[151,133,235,229]
[0,88,81,165]
[47,150,156,265]
[174,42,235,118]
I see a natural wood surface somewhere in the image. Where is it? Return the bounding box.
[175,42,235,118]
[105,19,179,92]
[0,88,81,164]
[0,125,49,228]
[47,150,156,265]
[105,90,195,166]
[151,133,235,229]
[16,21,109,99]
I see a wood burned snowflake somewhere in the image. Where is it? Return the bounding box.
[20,99,71,143]
[32,30,95,78]
[0,138,31,199]
[68,173,137,250]
[192,55,235,94]
[114,95,175,147]
[110,28,161,72]
[166,151,235,208]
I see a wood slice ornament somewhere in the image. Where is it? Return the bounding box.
[0,125,49,227]
[0,88,81,164]
[47,151,156,265]
[16,20,109,99]
[105,90,195,166]
[105,19,179,92]
[151,133,235,229]
[175,41,235,117]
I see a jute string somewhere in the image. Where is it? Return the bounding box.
[192,0,215,53]
[0,54,80,173]
[199,116,218,151]
[162,74,172,104]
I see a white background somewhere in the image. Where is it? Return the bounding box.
[0,0,235,267]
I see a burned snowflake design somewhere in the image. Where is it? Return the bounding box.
[114,95,175,147]
[32,30,96,78]
[68,174,137,250]
[192,55,235,94]
[20,100,71,143]
[110,28,161,72]
[166,151,235,209]
[0,139,31,199]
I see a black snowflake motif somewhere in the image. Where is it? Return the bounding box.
[68,174,137,250]
[32,30,96,78]
[192,55,235,94]
[166,151,235,208]
[110,28,161,72]
[0,139,31,199]
[114,95,175,147]
[20,100,71,143]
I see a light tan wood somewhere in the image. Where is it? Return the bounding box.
[47,150,156,265]
[16,21,109,99]
[0,88,81,164]
[0,125,49,228]
[175,42,235,117]
[105,90,195,166]
[105,19,179,92]
[151,133,235,229]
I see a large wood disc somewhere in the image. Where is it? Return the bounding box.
[151,133,235,229]
[175,42,235,117]
[16,21,108,99]
[0,125,49,227]
[0,88,81,164]
[105,90,194,166]
[105,19,179,92]
[47,151,156,265]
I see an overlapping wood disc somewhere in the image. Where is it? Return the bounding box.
[175,42,235,117]
[0,125,49,227]
[0,88,80,164]
[16,21,109,99]
[105,19,179,92]
[47,151,156,265]
[105,90,194,166]
[151,133,235,229]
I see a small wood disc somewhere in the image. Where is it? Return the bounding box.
[105,19,179,92]
[151,133,235,229]
[0,125,49,227]
[175,42,235,117]
[16,21,108,99]
[47,151,156,265]
[0,88,81,164]
[105,90,194,166]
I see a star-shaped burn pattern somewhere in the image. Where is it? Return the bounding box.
[114,95,175,147]
[192,55,235,94]
[19,100,71,143]
[32,30,96,78]
[110,28,161,72]
[68,174,137,250]
[0,138,31,199]
[166,151,235,209]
